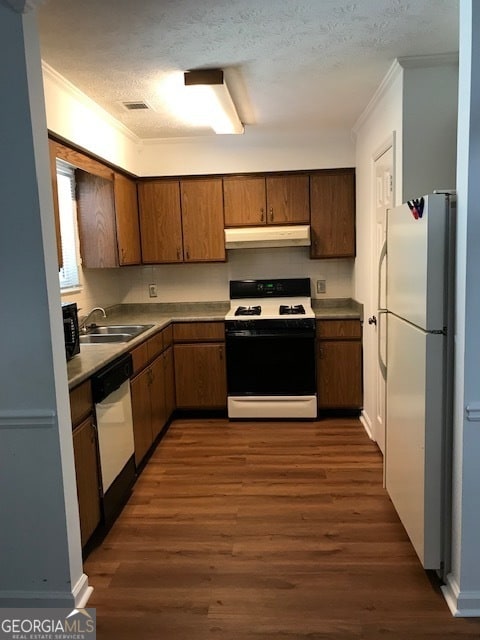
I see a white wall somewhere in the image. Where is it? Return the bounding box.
[353,63,403,433]
[138,128,355,176]
[43,63,141,174]
[402,59,458,201]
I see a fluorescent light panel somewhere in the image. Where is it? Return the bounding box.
[184,69,244,135]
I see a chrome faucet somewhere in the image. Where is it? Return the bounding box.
[79,307,106,331]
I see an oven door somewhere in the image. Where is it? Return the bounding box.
[226,327,316,396]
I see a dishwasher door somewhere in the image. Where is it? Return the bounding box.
[95,379,135,493]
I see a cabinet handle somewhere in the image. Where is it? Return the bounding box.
[318,347,324,359]
[260,207,265,222]
[219,346,223,360]
[185,249,190,260]
[269,207,274,222]
[176,248,181,260]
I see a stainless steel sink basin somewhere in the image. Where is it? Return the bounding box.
[79,324,154,345]
[80,333,133,344]
[87,324,153,336]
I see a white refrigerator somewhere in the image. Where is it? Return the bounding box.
[384,193,455,572]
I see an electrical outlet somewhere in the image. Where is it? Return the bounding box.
[148,283,157,298]
[316,279,326,294]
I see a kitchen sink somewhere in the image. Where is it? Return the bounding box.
[79,324,154,345]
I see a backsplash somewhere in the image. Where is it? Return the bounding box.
[61,249,354,310]
[119,248,354,303]
[60,267,122,316]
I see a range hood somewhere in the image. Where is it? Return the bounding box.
[225,225,310,249]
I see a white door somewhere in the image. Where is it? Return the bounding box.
[372,145,393,454]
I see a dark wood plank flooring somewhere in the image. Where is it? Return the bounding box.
[85,418,480,639]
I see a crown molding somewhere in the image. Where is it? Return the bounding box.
[397,52,459,68]
[42,61,140,145]
[352,59,402,135]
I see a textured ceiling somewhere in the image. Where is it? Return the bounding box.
[37,0,459,139]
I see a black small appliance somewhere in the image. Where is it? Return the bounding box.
[62,302,80,360]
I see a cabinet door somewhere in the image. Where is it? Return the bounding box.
[150,356,167,440]
[75,170,118,268]
[223,176,266,226]
[266,175,310,224]
[138,180,183,263]
[310,171,355,258]
[48,140,63,269]
[174,343,227,409]
[180,178,226,262]
[163,346,176,420]
[317,341,363,408]
[72,416,101,547]
[113,173,141,265]
[131,368,153,466]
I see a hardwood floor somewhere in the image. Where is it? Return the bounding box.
[85,418,480,639]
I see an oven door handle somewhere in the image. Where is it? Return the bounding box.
[226,331,316,339]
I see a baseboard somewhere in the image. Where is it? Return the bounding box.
[360,410,374,440]
[441,573,480,617]
[0,573,91,608]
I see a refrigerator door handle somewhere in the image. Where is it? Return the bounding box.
[378,310,387,380]
[377,239,388,380]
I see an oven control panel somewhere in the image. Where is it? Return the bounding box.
[230,278,311,299]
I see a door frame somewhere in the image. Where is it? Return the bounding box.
[361,132,396,452]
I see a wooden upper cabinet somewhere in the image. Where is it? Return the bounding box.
[48,140,63,269]
[113,173,141,265]
[266,175,310,224]
[138,180,183,263]
[223,176,267,226]
[310,170,356,258]
[180,178,225,262]
[75,169,118,268]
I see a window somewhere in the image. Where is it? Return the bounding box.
[57,161,81,291]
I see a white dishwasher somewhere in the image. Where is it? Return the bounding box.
[91,353,135,525]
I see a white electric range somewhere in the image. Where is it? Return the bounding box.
[225,278,317,419]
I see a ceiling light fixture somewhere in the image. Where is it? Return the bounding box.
[184,69,244,135]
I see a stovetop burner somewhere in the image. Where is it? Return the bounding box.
[279,304,306,315]
[235,305,262,316]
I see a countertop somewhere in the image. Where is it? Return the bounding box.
[67,298,362,389]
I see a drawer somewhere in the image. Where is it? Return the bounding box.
[69,380,93,427]
[131,341,149,375]
[162,324,173,348]
[147,330,164,361]
[173,321,225,342]
[316,319,362,340]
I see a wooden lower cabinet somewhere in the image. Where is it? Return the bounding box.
[150,355,167,440]
[163,346,175,418]
[72,415,101,547]
[131,367,153,466]
[130,326,175,467]
[316,320,363,409]
[174,343,227,409]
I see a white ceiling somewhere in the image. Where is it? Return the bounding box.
[37,0,459,140]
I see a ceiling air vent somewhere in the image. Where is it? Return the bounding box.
[122,101,150,111]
